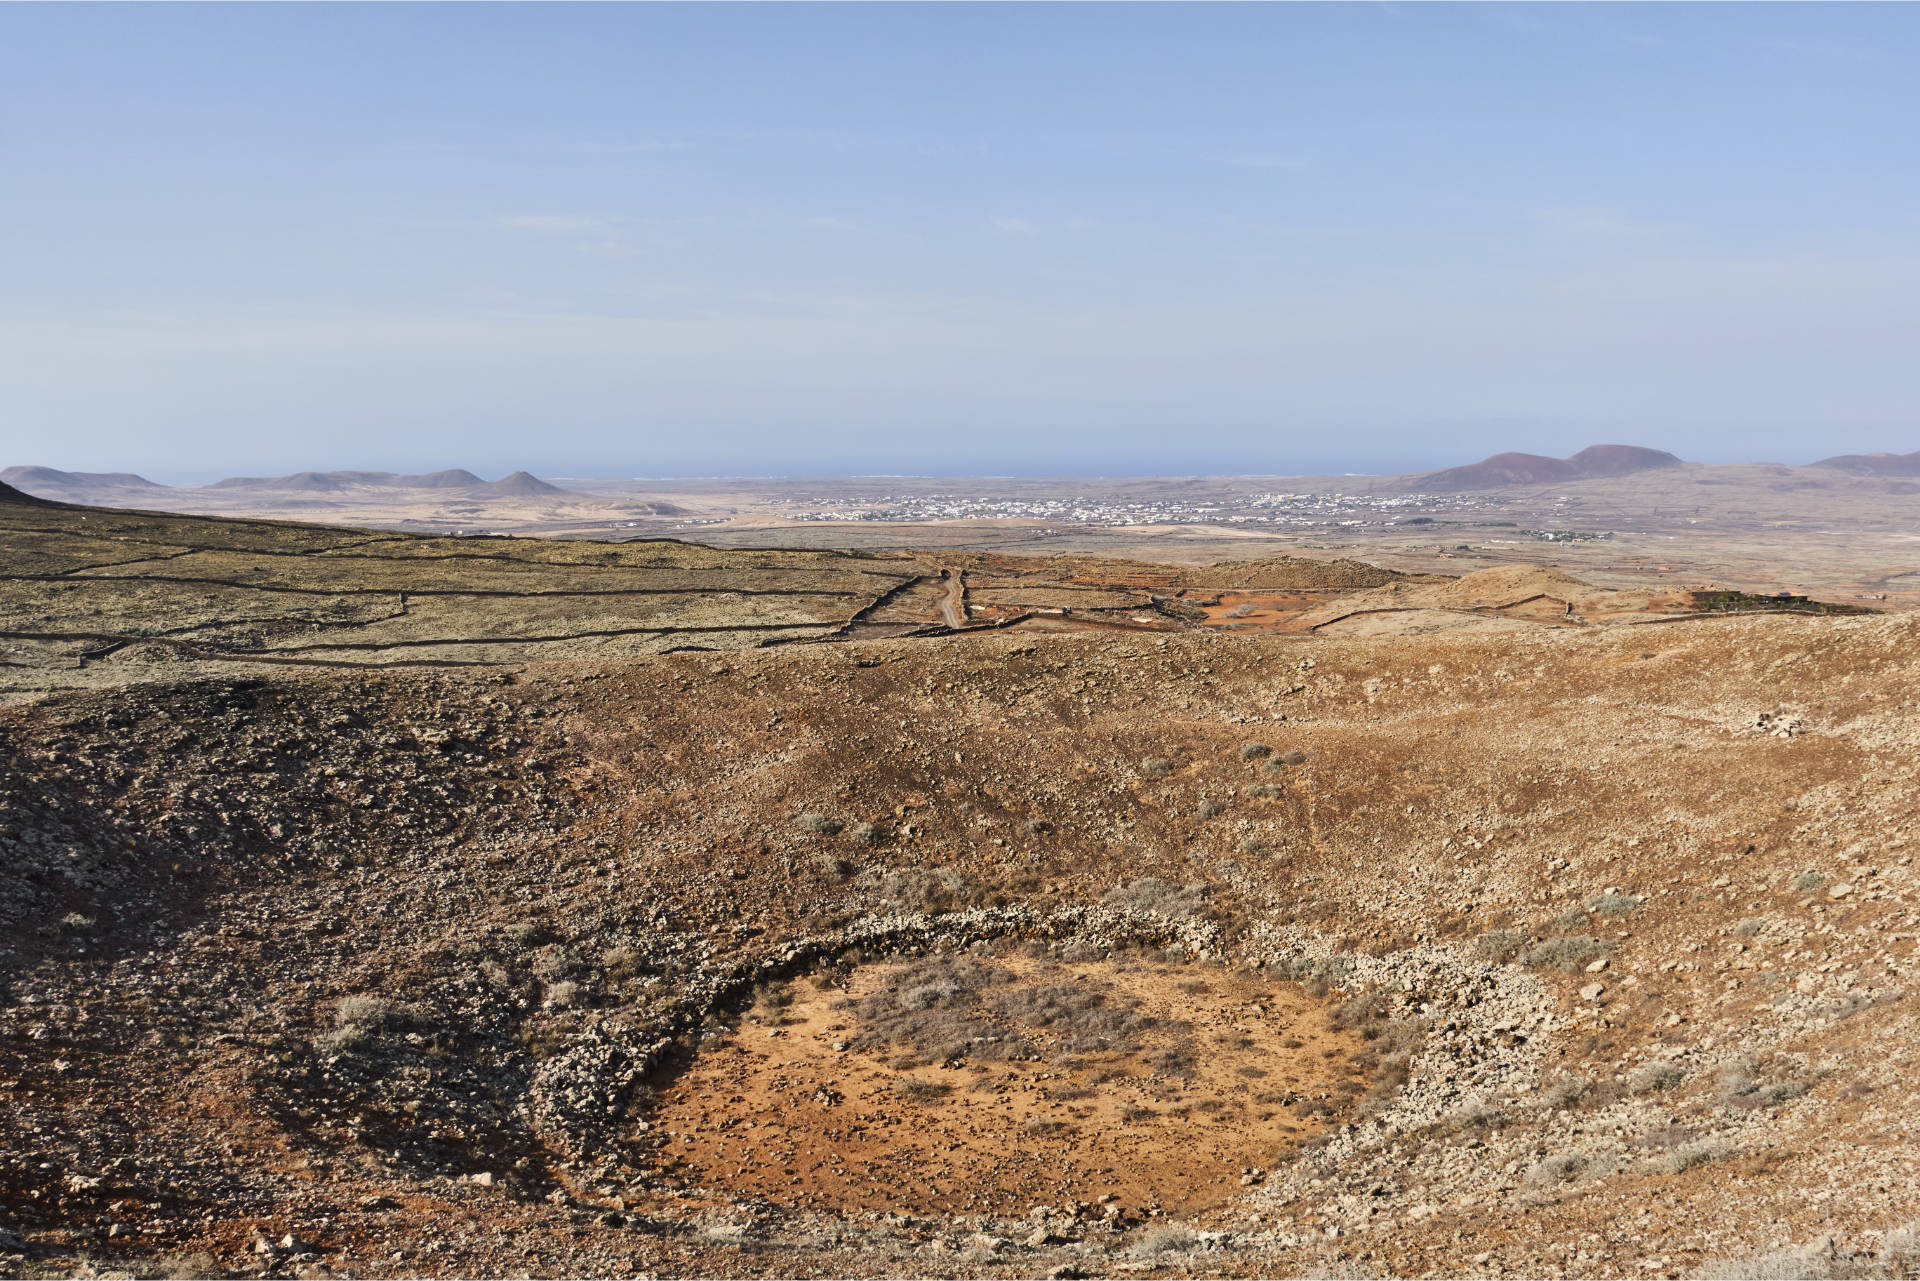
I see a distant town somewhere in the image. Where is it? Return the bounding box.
[781,487,1595,539]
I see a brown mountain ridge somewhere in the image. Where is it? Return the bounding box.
[1410,444,1683,491]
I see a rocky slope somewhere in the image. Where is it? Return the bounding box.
[4,594,1919,1278]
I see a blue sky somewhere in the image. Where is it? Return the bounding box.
[3,4,1918,480]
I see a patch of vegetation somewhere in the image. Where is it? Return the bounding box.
[1101,877,1211,918]
[1133,1226,1198,1256]
[796,813,843,836]
[315,994,402,1055]
[852,955,1174,1066]
[1239,742,1272,761]
[1527,1147,1618,1185]
[869,866,979,912]
[1691,589,1876,616]
[1718,1058,1811,1109]
[1139,757,1175,779]
[1474,929,1525,964]
[992,981,1167,1057]
[1331,990,1421,1115]
[1585,892,1642,916]
[893,1076,951,1103]
[1644,1138,1736,1176]
[1793,870,1826,893]
[1523,936,1611,972]
[1443,1098,1507,1133]
[1628,1061,1686,1095]
[1541,1074,1592,1110]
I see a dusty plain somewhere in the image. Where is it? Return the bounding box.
[12,459,1917,610]
[3,472,1920,1280]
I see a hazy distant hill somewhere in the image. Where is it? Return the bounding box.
[1,465,164,495]
[206,468,524,493]
[1810,448,1920,477]
[1,463,580,515]
[473,470,568,497]
[1412,444,1682,491]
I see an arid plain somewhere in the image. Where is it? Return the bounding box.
[3,453,1920,1280]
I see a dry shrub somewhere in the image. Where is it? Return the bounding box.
[1644,1138,1736,1175]
[1718,1057,1811,1109]
[1474,930,1525,964]
[1139,757,1175,779]
[1444,1098,1507,1133]
[1528,1148,1612,1185]
[1629,1060,1685,1095]
[1541,1074,1592,1110]
[871,866,978,912]
[1101,877,1211,918]
[893,1077,950,1103]
[601,944,644,982]
[316,994,402,1055]
[1332,990,1421,1115]
[1134,1227,1197,1256]
[992,982,1166,1057]
[1523,936,1611,972]
[796,813,843,836]
[1585,892,1643,917]
[751,981,795,1023]
[1700,1222,1920,1280]
[1240,742,1272,761]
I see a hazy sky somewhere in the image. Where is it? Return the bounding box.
[4,4,1919,481]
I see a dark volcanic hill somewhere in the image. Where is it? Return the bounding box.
[0,477,60,506]
[1411,443,1682,491]
[1811,448,1920,477]
[473,469,569,497]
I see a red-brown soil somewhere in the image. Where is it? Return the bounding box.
[650,953,1366,1218]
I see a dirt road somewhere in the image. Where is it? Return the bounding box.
[938,568,966,627]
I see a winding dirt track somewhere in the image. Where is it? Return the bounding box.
[937,568,967,627]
